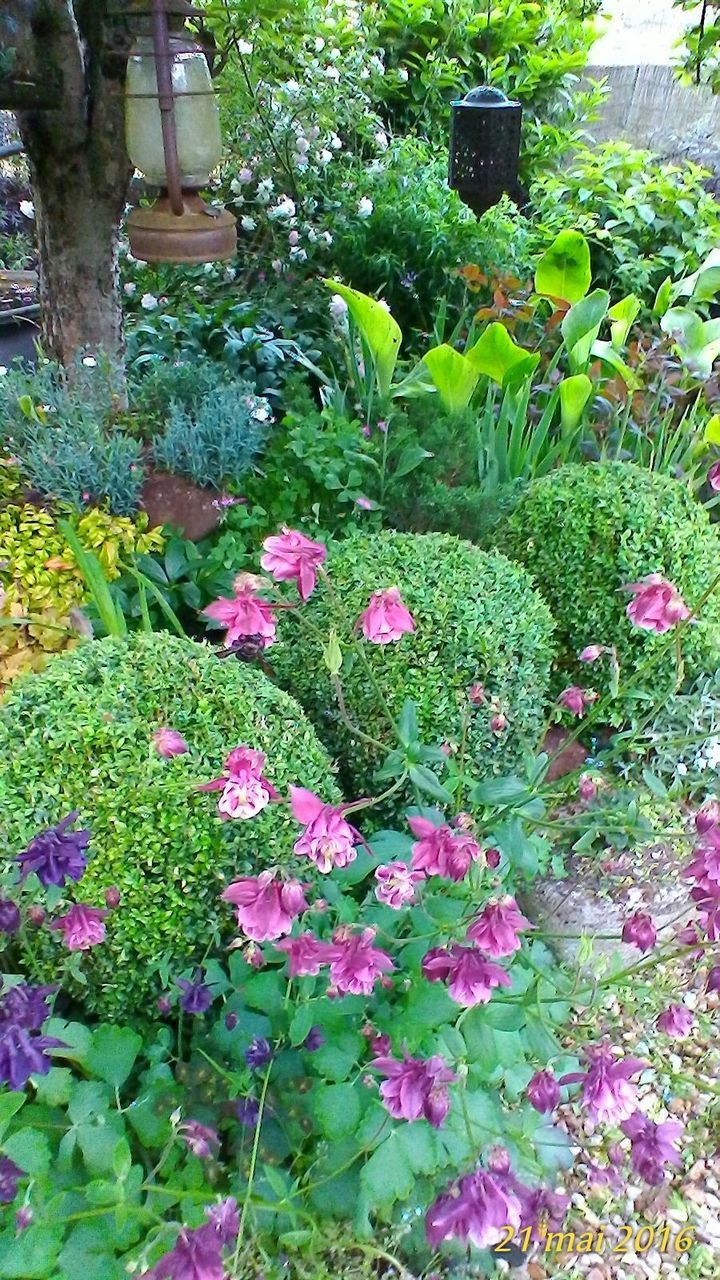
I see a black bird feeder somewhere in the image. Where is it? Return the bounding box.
[448,86,523,217]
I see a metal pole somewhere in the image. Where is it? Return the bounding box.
[150,0,184,216]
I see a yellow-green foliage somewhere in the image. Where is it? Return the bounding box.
[0,505,164,684]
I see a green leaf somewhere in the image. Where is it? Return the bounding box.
[607,294,640,350]
[558,374,593,434]
[473,776,530,806]
[58,520,126,638]
[642,768,668,799]
[393,442,433,479]
[86,1026,142,1089]
[662,309,720,378]
[32,1069,72,1108]
[653,275,672,317]
[361,1124,440,1211]
[289,1004,316,1048]
[561,290,610,372]
[408,765,453,804]
[704,413,720,445]
[467,323,537,386]
[0,1225,63,1278]
[0,1091,25,1141]
[670,248,720,305]
[324,281,402,399]
[57,1224,125,1280]
[590,340,642,390]
[323,628,342,677]
[313,1083,361,1139]
[535,230,591,304]
[422,344,480,413]
[2,1128,51,1176]
[397,700,419,747]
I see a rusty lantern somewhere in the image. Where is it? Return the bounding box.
[448,85,523,217]
[125,0,236,263]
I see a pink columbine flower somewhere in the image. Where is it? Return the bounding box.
[203,576,278,648]
[527,1070,560,1113]
[221,870,307,942]
[656,1004,694,1038]
[198,745,280,821]
[579,644,605,662]
[260,527,327,601]
[374,861,425,908]
[422,944,512,1007]
[358,587,415,644]
[557,685,597,717]
[326,927,394,995]
[274,933,333,977]
[426,1168,522,1251]
[578,773,597,802]
[465,896,531,958]
[696,799,720,835]
[560,1046,647,1124]
[621,911,657,952]
[289,786,359,873]
[51,903,108,951]
[152,726,188,757]
[179,1120,220,1159]
[408,815,480,882]
[623,574,691,634]
[621,1111,683,1185]
[371,1053,456,1128]
[708,461,720,492]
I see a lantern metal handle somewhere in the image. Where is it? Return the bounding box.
[150,0,184,217]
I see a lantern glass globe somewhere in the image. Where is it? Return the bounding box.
[126,36,222,187]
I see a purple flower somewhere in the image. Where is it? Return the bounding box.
[51,903,107,951]
[176,970,213,1015]
[0,900,20,935]
[0,984,55,1030]
[157,996,172,1016]
[706,966,720,993]
[17,813,90,887]
[205,1197,239,1244]
[302,1025,325,1052]
[224,1011,238,1031]
[15,1205,32,1231]
[426,1168,522,1250]
[527,1070,560,1113]
[561,1046,646,1124]
[0,1025,65,1091]
[235,1097,260,1127]
[621,1111,683,1185]
[656,1004,694,1038]
[371,1053,456,1128]
[179,1120,220,1160]
[621,911,657,952]
[422,944,512,1007]
[465,896,531,957]
[147,1198,239,1280]
[0,1157,22,1205]
[244,1036,272,1070]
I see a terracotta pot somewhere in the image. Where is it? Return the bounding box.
[139,469,222,541]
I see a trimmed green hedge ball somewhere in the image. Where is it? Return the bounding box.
[270,529,556,794]
[0,633,339,1017]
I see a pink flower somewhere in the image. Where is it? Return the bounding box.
[198,745,280,821]
[51,903,107,951]
[358,587,415,644]
[623,574,691,634]
[274,933,333,976]
[621,1111,683,1185]
[708,461,720,492]
[696,800,720,835]
[260,527,327,601]
[374,861,424,908]
[222,871,307,942]
[152,727,188,757]
[621,911,657,952]
[179,1120,220,1159]
[468,682,485,705]
[465,896,531,957]
[560,1046,646,1124]
[557,685,597,717]
[579,644,605,662]
[422,944,512,1007]
[203,578,277,648]
[426,1168,522,1250]
[527,1070,560,1113]
[578,773,597,802]
[326,927,394,995]
[371,1053,456,1128]
[290,786,359,873]
[408,815,480,882]
[490,712,507,733]
[656,1004,694,1038]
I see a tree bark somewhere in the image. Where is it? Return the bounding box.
[2,1,133,371]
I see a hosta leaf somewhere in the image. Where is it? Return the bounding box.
[535,230,591,304]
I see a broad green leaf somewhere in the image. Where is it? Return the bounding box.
[534,230,591,304]
[467,323,535,386]
[590,340,642,390]
[312,1083,361,1139]
[653,275,672,317]
[86,1026,142,1089]
[0,1091,25,1141]
[0,1224,63,1279]
[704,414,720,445]
[670,248,720,304]
[608,293,640,350]
[422,344,480,413]
[559,374,593,433]
[3,1128,52,1176]
[361,1125,440,1211]
[408,764,454,804]
[32,1069,73,1108]
[289,1004,317,1047]
[662,309,720,378]
[397,699,419,746]
[561,289,610,372]
[323,281,402,399]
[393,442,433,478]
[57,1224,125,1280]
[323,629,342,677]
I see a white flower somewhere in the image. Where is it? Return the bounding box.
[253,404,271,422]
[329,294,348,321]
[295,137,310,155]
[308,126,320,141]
[241,215,257,232]
[330,133,342,151]
[289,246,307,263]
[19,200,34,219]
[126,251,137,264]
[239,167,254,184]
[237,39,253,55]
[285,79,301,96]
[123,282,137,296]
[318,149,332,165]
[323,65,340,82]
[314,36,325,52]
[0,366,7,377]
[82,356,97,368]
[141,293,159,311]
[397,66,409,82]
[677,762,689,776]
[288,229,300,246]
[268,195,296,221]
[357,197,374,218]
[322,230,333,245]
[271,258,283,274]
[374,129,388,152]
[370,56,385,75]
[255,177,275,204]
[223,267,237,283]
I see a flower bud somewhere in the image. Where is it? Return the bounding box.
[104,886,121,909]
[527,1069,560,1113]
[621,911,657,953]
[578,773,597,803]
[26,905,45,927]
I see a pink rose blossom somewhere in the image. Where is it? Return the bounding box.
[152,727,188,757]
[579,645,605,662]
[560,1046,646,1124]
[358,587,415,644]
[260,527,327,601]
[326,927,394,995]
[408,815,480,882]
[198,745,280,821]
[51,903,107,951]
[557,685,597,717]
[621,911,657,952]
[290,786,359,873]
[274,933,333,977]
[222,870,307,942]
[371,1053,456,1127]
[465,896,531,957]
[656,1004,694,1038]
[623,574,691,634]
[708,461,720,492]
[374,861,424,908]
[422,944,512,1007]
[203,578,277,648]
